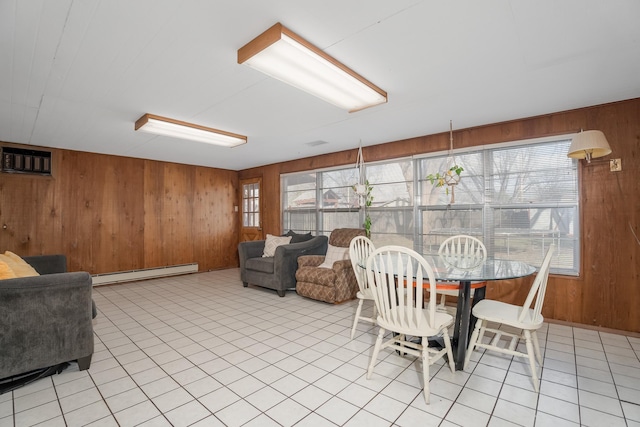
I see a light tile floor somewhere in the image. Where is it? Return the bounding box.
[1,269,639,427]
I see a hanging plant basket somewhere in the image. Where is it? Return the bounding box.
[427,164,464,197]
[351,142,373,237]
[444,165,463,186]
[352,180,373,237]
[426,121,464,204]
[353,183,367,197]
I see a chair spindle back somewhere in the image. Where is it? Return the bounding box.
[518,244,555,323]
[438,235,487,261]
[366,246,438,329]
[349,236,376,294]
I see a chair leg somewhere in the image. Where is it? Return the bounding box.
[524,330,540,392]
[464,319,483,370]
[439,330,455,373]
[421,343,431,404]
[531,330,543,365]
[397,334,409,357]
[367,328,385,379]
[439,293,447,310]
[350,299,364,339]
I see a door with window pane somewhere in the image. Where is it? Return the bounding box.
[240,178,263,242]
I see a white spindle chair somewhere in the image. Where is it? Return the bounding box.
[365,245,455,404]
[349,236,376,339]
[464,244,555,392]
[436,235,487,312]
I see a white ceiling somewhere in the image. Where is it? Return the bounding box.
[2,0,639,171]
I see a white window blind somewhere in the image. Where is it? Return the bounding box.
[282,172,317,233]
[317,168,360,233]
[486,140,578,273]
[364,159,414,247]
[419,139,578,274]
[281,138,579,274]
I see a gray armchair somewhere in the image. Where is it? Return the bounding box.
[238,233,328,297]
[0,254,94,381]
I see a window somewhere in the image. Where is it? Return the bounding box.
[419,139,578,274]
[365,159,414,246]
[282,169,360,235]
[242,182,260,227]
[282,172,317,233]
[281,137,579,274]
[488,142,578,273]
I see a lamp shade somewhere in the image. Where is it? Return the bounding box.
[567,130,611,162]
[238,23,387,113]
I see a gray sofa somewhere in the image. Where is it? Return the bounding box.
[0,254,94,381]
[238,232,328,297]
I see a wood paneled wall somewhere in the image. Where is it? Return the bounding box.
[0,148,239,273]
[239,98,640,332]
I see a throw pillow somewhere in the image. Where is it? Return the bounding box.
[0,260,17,280]
[286,230,313,243]
[262,234,292,257]
[318,244,349,269]
[1,251,39,277]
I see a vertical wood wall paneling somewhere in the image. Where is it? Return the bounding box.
[55,151,145,273]
[165,162,195,266]
[143,160,166,269]
[0,159,57,255]
[238,98,640,333]
[0,147,239,276]
[57,150,101,272]
[193,167,239,270]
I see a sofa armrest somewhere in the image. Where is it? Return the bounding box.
[332,259,352,272]
[238,240,266,268]
[297,255,325,268]
[299,235,329,256]
[334,259,359,303]
[0,272,94,379]
[274,236,329,289]
[23,254,67,274]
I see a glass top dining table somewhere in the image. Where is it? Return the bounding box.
[423,255,537,282]
[361,254,536,370]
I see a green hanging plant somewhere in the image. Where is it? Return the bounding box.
[426,165,464,195]
[427,121,464,203]
[352,180,373,237]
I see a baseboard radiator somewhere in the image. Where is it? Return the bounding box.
[91,263,199,286]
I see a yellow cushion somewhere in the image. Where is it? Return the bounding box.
[3,250,26,264]
[0,252,39,277]
[0,260,17,280]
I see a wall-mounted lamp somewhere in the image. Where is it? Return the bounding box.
[238,23,387,113]
[567,130,611,163]
[134,114,247,148]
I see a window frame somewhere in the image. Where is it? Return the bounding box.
[281,134,580,275]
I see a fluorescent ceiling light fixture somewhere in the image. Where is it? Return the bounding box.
[134,114,247,147]
[238,23,387,113]
[567,130,611,163]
